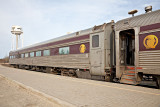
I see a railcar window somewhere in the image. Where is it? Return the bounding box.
[36,51,41,57]
[30,52,34,57]
[12,56,14,59]
[43,50,50,56]
[25,53,29,58]
[21,54,24,58]
[92,35,99,48]
[59,47,69,55]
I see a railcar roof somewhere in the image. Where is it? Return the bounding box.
[10,27,92,53]
[115,9,160,31]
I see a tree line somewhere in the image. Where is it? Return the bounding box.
[0,56,9,63]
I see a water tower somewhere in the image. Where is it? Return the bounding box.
[11,26,23,50]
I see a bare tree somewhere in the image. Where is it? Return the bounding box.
[1,56,9,63]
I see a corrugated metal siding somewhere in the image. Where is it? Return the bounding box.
[139,50,160,69]
[115,10,160,31]
[9,54,90,69]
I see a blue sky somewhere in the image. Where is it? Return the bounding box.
[0,0,159,58]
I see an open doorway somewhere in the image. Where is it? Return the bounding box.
[119,29,135,66]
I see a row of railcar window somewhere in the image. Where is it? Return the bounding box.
[10,46,70,59]
[10,55,16,59]
[21,49,51,58]
[10,34,99,59]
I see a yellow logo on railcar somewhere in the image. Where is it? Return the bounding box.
[143,35,158,49]
[79,44,86,53]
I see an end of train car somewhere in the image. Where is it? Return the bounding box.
[115,8,160,88]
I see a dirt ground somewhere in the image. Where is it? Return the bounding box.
[0,76,61,107]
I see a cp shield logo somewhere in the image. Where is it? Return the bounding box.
[79,44,86,53]
[143,35,158,49]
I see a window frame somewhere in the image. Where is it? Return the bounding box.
[25,53,29,58]
[36,51,42,57]
[92,35,99,48]
[21,54,24,58]
[10,56,12,59]
[43,49,50,56]
[59,47,70,55]
[30,52,34,57]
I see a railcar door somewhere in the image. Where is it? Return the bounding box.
[90,32,104,76]
[119,29,135,66]
[115,28,137,82]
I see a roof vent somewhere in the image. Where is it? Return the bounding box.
[76,32,79,36]
[145,6,152,13]
[128,10,138,17]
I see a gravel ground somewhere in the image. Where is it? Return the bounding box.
[0,76,61,107]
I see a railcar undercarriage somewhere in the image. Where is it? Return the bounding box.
[10,64,160,88]
[11,64,113,81]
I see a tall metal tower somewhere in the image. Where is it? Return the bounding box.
[11,26,23,50]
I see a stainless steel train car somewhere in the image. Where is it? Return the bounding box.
[9,7,160,88]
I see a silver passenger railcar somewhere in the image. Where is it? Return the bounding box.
[9,7,160,88]
[9,22,114,81]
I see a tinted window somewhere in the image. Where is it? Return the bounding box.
[36,51,41,57]
[43,50,50,56]
[25,53,29,58]
[30,52,34,57]
[59,47,69,55]
[21,54,24,58]
[92,35,99,48]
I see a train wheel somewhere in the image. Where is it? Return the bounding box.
[105,73,114,82]
[105,75,111,82]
